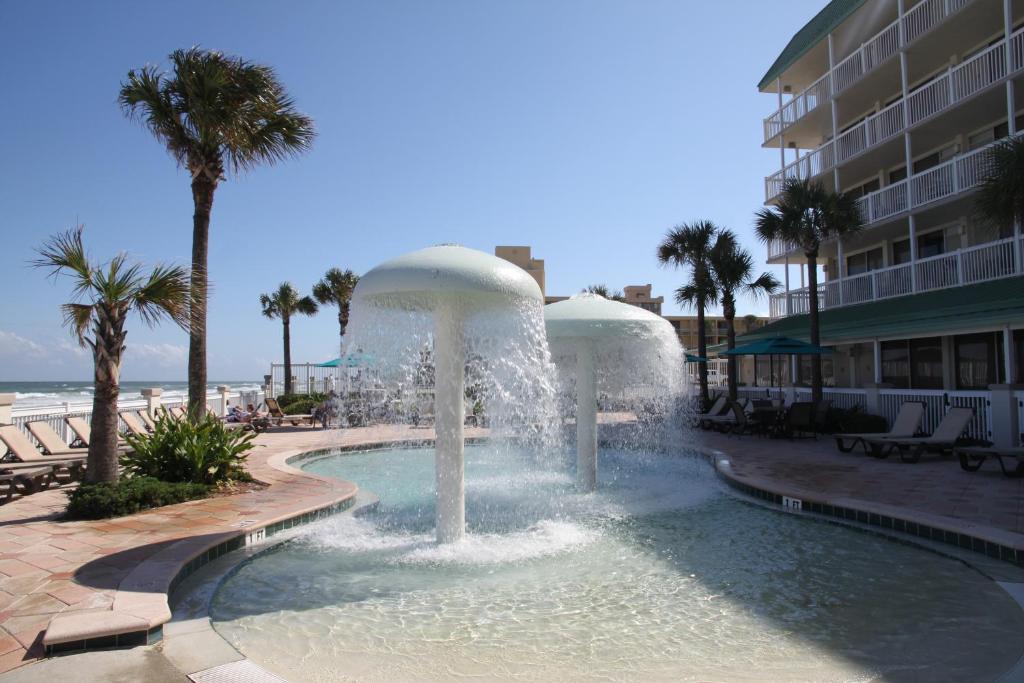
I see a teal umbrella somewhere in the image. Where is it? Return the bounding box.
[317,353,374,367]
[718,337,831,356]
[685,354,709,363]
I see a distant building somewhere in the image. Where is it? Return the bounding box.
[664,315,768,350]
[622,285,663,315]
[494,246,546,297]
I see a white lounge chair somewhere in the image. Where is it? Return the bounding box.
[956,446,1024,479]
[26,421,86,455]
[696,395,728,429]
[0,426,87,481]
[120,412,150,437]
[833,401,925,454]
[865,406,975,463]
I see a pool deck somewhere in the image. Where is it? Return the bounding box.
[0,419,1020,676]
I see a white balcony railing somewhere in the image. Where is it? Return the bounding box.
[769,236,1023,318]
[762,0,974,144]
[766,25,1018,201]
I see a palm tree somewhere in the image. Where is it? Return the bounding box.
[582,284,625,301]
[260,283,317,396]
[657,221,720,403]
[33,227,190,483]
[119,48,315,419]
[975,136,1024,235]
[312,268,360,343]
[709,231,780,400]
[754,178,864,402]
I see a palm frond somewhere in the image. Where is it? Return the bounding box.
[133,264,191,330]
[975,136,1024,228]
[61,303,94,345]
[31,226,94,298]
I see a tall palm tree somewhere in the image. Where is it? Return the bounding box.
[260,283,318,396]
[754,178,864,402]
[312,268,360,343]
[657,221,720,403]
[975,135,1024,235]
[33,227,190,483]
[709,231,780,400]
[119,47,315,419]
[582,284,625,301]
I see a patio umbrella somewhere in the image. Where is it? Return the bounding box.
[718,336,831,388]
[685,354,708,363]
[317,353,375,368]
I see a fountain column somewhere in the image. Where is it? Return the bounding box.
[576,340,598,492]
[434,302,465,543]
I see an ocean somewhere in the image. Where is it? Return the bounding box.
[0,381,263,410]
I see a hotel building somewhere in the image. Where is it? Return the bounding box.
[740,0,1024,445]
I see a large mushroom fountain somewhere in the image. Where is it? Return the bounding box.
[545,293,684,492]
[349,244,545,543]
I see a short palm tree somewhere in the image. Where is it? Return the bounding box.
[975,135,1024,234]
[260,283,318,396]
[657,221,720,403]
[709,231,780,400]
[312,268,360,342]
[33,227,190,483]
[119,47,315,419]
[582,284,625,301]
[754,178,863,402]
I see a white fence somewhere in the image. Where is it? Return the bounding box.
[763,0,974,145]
[5,388,264,456]
[765,20,1016,202]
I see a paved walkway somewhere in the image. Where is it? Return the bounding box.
[701,430,1024,541]
[0,424,469,674]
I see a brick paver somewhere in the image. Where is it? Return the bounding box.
[0,424,461,674]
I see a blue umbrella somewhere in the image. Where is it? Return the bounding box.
[317,353,375,367]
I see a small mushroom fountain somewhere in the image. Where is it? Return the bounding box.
[349,244,546,543]
[545,293,683,491]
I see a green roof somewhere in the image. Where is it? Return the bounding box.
[758,0,866,90]
[732,276,1024,347]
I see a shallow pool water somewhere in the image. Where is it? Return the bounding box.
[211,444,1024,682]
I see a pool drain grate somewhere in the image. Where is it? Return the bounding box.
[188,659,286,683]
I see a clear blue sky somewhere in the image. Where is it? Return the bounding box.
[0,0,822,381]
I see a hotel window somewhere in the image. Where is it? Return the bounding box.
[844,178,880,200]
[955,332,1005,389]
[881,341,910,388]
[893,231,944,264]
[881,338,942,389]
[846,247,883,276]
[889,166,907,183]
[1015,330,1024,384]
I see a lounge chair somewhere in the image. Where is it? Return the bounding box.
[120,412,150,437]
[865,406,976,463]
[0,467,58,503]
[138,411,157,431]
[696,395,728,429]
[26,421,86,455]
[834,401,925,454]
[168,406,186,420]
[65,417,129,450]
[710,400,764,435]
[956,446,1024,479]
[701,398,747,431]
[265,397,313,426]
[0,426,86,481]
[778,401,816,439]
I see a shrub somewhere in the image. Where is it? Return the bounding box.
[277,392,325,408]
[283,399,318,415]
[122,414,254,485]
[66,477,209,520]
[830,405,889,434]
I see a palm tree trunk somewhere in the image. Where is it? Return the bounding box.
[724,299,737,401]
[806,252,822,403]
[283,317,292,395]
[696,304,709,403]
[86,310,124,484]
[337,310,345,345]
[188,176,216,421]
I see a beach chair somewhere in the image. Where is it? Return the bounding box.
[26,421,86,455]
[138,411,157,431]
[0,467,59,502]
[696,395,728,429]
[865,406,975,463]
[265,397,313,426]
[955,446,1024,479]
[833,401,925,454]
[65,416,92,447]
[120,412,149,437]
[169,406,186,420]
[0,426,86,481]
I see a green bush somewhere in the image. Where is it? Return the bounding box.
[283,399,318,415]
[122,414,254,485]
[829,406,889,434]
[277,392,325,408]
[65,477,209,520]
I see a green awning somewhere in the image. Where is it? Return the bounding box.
[734,276,1024,346]
[758,0,865,90]
[719,337,831,356]
[685,354,709,363]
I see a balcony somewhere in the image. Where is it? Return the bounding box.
[765,26,1022,202]
[763,0,974,145]
[769,236,1024,318]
